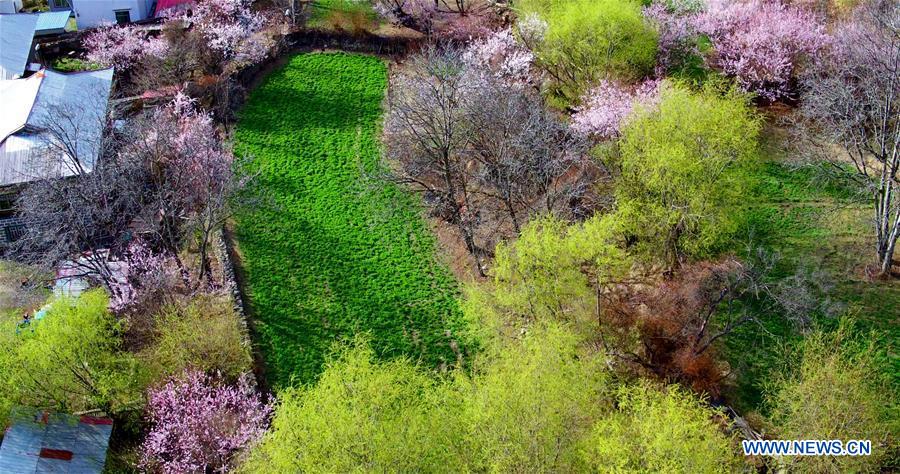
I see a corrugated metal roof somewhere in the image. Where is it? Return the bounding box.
[0,73,41,142]
[0,407,113,474]
[0,68,114,186]
[35,10,72,33]
[0,14,37,80]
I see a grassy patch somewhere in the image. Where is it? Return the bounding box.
[233,53,469,389]
[306,0,380,32]
[721,157,899,412]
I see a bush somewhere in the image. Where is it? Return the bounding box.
[518,0,658,104]
[241,321,745,472]
[614,82,761,267]
[764,320,898,473]
[581,382,740,473]
[140,294,253,383]
[52,57,104,72]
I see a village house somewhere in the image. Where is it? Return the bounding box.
[0,67,114,243]
[48,0,155,28]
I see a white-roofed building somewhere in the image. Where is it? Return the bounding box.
[34,10,75,36]
[0,68,114,243]
[0,13,38,80]
[49,0,155,28]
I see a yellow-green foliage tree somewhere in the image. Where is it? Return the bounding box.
[241,319,741,472]
[461,323,608,472]
[239,338,466,472]
[0,290,147,420]
[491,213,627,330]
[615,83,761,269]
[764,321,898,473]
[140,294,253,382]
[517,0,658,104]
[581,382,740,473]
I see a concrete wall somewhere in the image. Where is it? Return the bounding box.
[71,0,153,29]
[0,0,23,14]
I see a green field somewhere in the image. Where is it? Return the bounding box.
[723,156,900,412]
[233,53,468,388]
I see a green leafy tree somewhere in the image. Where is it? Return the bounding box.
[0,290,147,420]
[580,382,741,473]
[764,320,898,473]
[241,323,611,472]
[140,294,253,382]
[518,0,658,104]
[239,338,467,472]
[461,322,608,472]
[491,213,627,331]
[615,83,761,268]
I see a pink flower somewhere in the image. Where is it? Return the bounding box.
[84,23,169,70]
[699,0,830,101]
[572,79,662,139]
[462,28,534,87]
[140,370,271,473]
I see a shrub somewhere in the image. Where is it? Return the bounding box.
[52,57,104,72]
[141,370,270,473]
[581,382,740,473]
[518,0,658,103]
[764,321,898,473]
[699,0,830,101]
[140,294,253,383]
[615,83,761,267]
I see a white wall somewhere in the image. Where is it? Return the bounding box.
[0,0,23,14]
[71,0,154,29]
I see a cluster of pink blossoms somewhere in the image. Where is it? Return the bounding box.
[189,0,269,64]
[141,370,271,473]
[462,28,535,88]
[699,0,830,101]
[84,23,169,71]
[572,79,662,139]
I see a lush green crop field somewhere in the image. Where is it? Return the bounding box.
[233,53,468,388]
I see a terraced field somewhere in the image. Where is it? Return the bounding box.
[233,53,468,388]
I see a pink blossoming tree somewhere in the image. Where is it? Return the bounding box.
[84,23,169,71]
[188,0,269,64]
[462,28,535,88]
[141,370,271,473]
[642,0,703,76]
[572,79,662,139]
[699,0,830,101]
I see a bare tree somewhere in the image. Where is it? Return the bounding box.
[797,0,900,276]
[12,96,146,298]
[384,47,487,275]
[466,76,588,233]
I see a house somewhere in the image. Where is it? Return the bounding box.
[0,68,114,243]
[0,14,37,79]
[48,0,155,28]
[0,407,113,473]
[33,10,76,36]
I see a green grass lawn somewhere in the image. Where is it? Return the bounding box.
[233,53,469,389]
[722,156,899,413]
